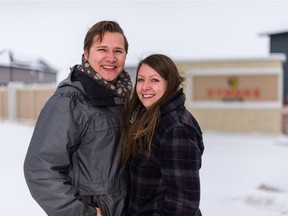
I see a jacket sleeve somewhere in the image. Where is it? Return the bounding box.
[159,125,203,216]
[23,93,95,216]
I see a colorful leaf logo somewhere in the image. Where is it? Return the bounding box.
[227,76,239,88]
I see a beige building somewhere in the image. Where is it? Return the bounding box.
[1,55,287,134]
[175,54,286,134]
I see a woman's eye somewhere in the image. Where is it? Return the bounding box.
[137,78,144,82]
[151,79,159,82]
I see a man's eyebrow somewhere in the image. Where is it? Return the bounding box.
[95,45,124,50]
[114,47,125,50]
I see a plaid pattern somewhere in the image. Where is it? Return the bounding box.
[127,90,204,216]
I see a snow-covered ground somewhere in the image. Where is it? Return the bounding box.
[1,120,288,216]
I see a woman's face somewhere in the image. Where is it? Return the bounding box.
[84,32,126,84]
[136,64,167,109]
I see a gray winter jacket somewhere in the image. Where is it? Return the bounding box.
[24,66,127,216]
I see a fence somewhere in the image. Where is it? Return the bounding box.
[0,83,56,123]
[1,83,288,135]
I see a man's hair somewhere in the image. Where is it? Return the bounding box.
[83,20,128,53]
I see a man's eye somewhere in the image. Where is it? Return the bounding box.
[115,50,124,53]
[97,48,107,52]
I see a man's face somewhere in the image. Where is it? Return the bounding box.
[84,32,126,84]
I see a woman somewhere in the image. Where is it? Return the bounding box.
[122,54,204,215]
[24,20,132,216]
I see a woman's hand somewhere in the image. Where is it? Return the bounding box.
[96,207,102,216]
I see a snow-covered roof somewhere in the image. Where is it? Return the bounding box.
[0,49,57,74]
[259,28,288,37]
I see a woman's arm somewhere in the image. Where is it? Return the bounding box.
[159,125,202,215]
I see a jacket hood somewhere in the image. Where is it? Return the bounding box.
[160,88,185,115]
[58,65,123,107]
[160,88,204,155]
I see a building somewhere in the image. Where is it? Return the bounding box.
[260,29,288,104]
[0,49,57,86]
[1,44,288,134]
[175,54,286,134]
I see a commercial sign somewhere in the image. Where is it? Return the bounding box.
[192,74,278,102]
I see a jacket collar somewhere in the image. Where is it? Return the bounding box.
[160,88,185,115]
[60,65,123,107]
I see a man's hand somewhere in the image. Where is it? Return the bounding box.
[96,207,102,216]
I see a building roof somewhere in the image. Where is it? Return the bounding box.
[259,28,288,37]
[174,53,286,64]
[0,49,57,74]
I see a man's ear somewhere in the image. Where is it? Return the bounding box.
[83,49,89,59]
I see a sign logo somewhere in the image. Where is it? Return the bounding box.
[206,75,261,102]
[227,76,239,88]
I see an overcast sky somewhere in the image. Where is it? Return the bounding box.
[1,0,288,81]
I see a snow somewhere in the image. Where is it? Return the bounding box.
[201,132,288,216]
[1,120,288,216]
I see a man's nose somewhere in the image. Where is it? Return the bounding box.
[105,51,117,62]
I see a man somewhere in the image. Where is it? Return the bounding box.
[24,20,132,216]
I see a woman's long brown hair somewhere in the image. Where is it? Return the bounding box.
[121,54,184,164]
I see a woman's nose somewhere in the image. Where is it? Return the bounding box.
[142,80,151,90]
